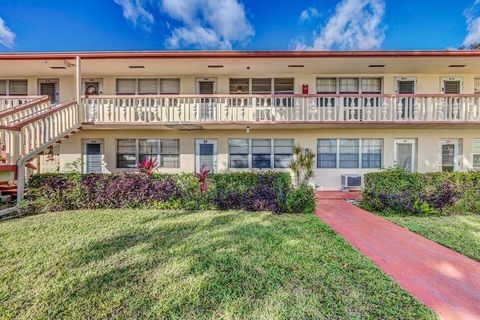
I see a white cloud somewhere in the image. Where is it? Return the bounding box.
[295,0,385,50]
[299,7,319,23]
[463,0,480,46]
[0,17,15,48]
[162,0,254,49]
[114,0,154,30]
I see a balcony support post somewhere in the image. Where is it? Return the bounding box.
[75,56,83,121]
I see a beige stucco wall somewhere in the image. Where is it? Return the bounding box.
[54,127,480,190]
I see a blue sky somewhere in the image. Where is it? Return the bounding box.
[0,0,479,52]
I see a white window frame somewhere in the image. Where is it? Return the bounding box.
[473,138,480,169]
[440,77,463,94]
[316,138,383,169]
[196,77,217,94]
[394,77,417,94]
[474,78,480,94]
[228,138,294,169]
[115,78,180,95]
[82,78,103,95]
[229,78,295,95]
[316,77,383,94]
[116,138,180,169]
[0,79,29,96]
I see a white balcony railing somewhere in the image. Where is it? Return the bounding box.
[83,94,480,124]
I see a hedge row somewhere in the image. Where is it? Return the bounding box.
[23,171,316,215]
[363,168,480,215]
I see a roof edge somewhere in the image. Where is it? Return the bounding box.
[0,50,479,60]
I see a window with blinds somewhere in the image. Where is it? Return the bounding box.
[230,78,250,94]
[273,139,293,168]
[252,139,272,168]
[116,78,180,95]
[229,139,249,168]
[474,139,480,168]
[0,80,6,96]
[397,80,415,94]
[160,79,180,94]
[361,78,382,94]
[443,81,461,94]
[252,78,272,94]
[475,78,480,94]
[339,78,359,93]
[198,81,214,94]
[116,79,136,95]
[316,78,337,94]
[317,139,337,168]
[8,80,28,96]
[274,78,294,94]
[361,139,382,168]
[138,79,158,95]
[117,139,180,169]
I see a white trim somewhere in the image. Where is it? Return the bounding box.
[394,77,417,94]
[439,138,462,171]
[196,77,217,94]
[440,77,463,94]
[37,78,60,103]
[195,139,218,173]
[82,78,103,95]
[83,139,104,174]
[394,138,417,172]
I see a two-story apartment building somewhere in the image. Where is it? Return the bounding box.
[1,50,480,196]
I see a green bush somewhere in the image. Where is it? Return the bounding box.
[286,185,316,214]
[364,168,480,215]
[22,171,306,215]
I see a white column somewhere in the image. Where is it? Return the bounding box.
[75,56,83,121]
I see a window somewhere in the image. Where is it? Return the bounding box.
[117,139,137,168]
[339,78,359,93]
[475,78,480,94]
[116,79,136,95]
[116,78,180,95]
[160,139,180,168]
[0,79,28,96]
[228,139,293,169]
[252,139,272,168]
[230,78,250,94]
[274,78,294,94]
[229,139,249,168]
[362,139,382,168]
[252,78,272,94]
[138,79,158,95]
[361,78,382,94]
[474,139,480,168]
[117,139,180,169]
[397,80,415,94]
[317,139,337,168]
[274,139,294,168]
[339,139,359,168]
[317,138,383,169]
[316,78,337,94]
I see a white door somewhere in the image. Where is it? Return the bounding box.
[38,79,59,104]
[84,140,104,173]
[196,78,217,121]
[440,139,462,172]
[195,139,217,173]
[394,138,417,172]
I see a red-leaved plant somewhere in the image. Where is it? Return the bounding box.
[138,157,158,176]
[197,165,210,193]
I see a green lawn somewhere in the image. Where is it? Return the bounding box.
[0,210,435,319]
[382,213,480,261]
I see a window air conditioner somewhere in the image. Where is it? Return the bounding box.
[341,174,362,189]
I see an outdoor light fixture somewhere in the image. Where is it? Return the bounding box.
[246,126,250,134]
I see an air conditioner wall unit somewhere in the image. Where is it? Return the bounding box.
[341,174,362,189]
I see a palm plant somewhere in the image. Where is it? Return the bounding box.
[138,157,158,176]
[288,144,316,187]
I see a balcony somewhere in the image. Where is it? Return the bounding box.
[81,94,480,126]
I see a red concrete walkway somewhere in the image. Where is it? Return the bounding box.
[316,192,480,320]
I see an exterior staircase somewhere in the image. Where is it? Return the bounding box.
[0,96,82,208]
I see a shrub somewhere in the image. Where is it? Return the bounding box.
[364,168,480,215]
[22,171,302,215]
[286,185,316,214]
